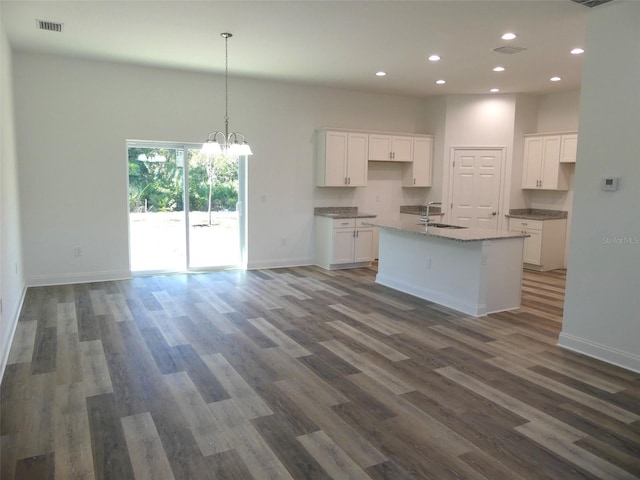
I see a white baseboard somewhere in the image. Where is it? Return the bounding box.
[28,269,131,287]
[0,283,27,382]
[558,332,640,374]
[247,258,312,270]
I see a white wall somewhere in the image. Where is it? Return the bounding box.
[560,1,640,373]
[536,91,581,133]
[423,95,448,205]
[511,94,539,211]
[13,52,429,278]
[0,22,26,376]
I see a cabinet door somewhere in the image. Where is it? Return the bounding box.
[540,136,561,188]
[522,137,543,188]
[346,133,368,186]
[368,134,392,161]
[323,131,348,186]
[522,229,543,265]
[404,137,432,186]
[354,229,374,263]
[332,229,355,264]
[560,134,578,163]
[392,136,413,162]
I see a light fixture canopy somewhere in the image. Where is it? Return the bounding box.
[202,32,253,156]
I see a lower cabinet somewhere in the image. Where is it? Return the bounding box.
[508,218,567,271]
[315,217,374,269]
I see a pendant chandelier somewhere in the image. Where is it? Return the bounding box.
[202,32,253,156]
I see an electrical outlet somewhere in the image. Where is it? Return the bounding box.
[425,257,431,269]
[74,247,82,257]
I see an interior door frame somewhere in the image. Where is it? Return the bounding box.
[446,146,507,231]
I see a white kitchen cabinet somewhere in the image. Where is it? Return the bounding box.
[560,133,578,163]
[508,218,566,271]
[402,136,433,187]
[368,134,413,162]
[315,217,374,269]
[522,133,575,190]
[316,130,368,187]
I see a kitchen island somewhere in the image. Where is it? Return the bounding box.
[364,219,528,317]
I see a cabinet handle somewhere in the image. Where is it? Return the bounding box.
[348,177,351,185]
[393,152,395,159]
[356,231,359,238]
[344,177,347,185]
[413,178,416,185]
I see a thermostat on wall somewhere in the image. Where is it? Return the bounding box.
[602,177,619,191]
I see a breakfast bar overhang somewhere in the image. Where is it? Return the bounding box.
[365,220,528,317]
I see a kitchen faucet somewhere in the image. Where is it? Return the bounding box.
[422,201,442,224]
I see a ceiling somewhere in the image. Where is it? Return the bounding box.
[1,1,591,97]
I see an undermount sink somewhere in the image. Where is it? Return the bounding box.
[419,222,468,229]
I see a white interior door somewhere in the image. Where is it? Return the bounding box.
[450,148,504,229]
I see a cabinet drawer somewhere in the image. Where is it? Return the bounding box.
[332,218,356,229]
[356,218,374,228]
[509,218,543,231]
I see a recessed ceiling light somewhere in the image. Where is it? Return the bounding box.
[501,32,517,40]
[490,88,500,93]
[493,66,506,72]
[550,76,562,82]
[435,79,446,85]
[428,55,441,62]
[570,48,585,55]
[375,71,386,77]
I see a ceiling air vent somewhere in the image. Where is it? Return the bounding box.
[492,45,527,55]
[570,0,613,7]
[36,20,63,33]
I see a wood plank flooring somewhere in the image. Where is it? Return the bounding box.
[2,267,639,479]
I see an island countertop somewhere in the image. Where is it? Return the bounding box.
[363,218,529,242]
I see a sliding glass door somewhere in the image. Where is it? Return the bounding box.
[127,141,244,273]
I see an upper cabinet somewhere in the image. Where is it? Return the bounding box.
[402,136,433,187]
[522,132,577,190]
[368,134,413,162]
[560,133,578,163]
[316,130,368,187]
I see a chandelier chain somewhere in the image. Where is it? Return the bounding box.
[201,32,252,156]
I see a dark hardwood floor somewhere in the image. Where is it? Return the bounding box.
[1,266,639,479]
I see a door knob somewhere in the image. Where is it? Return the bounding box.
[491,211,497,216]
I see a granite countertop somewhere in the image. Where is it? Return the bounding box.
[400,205,444,216]
[314,207,377,219]
[506,209,568,220]
[363,218,529,242]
